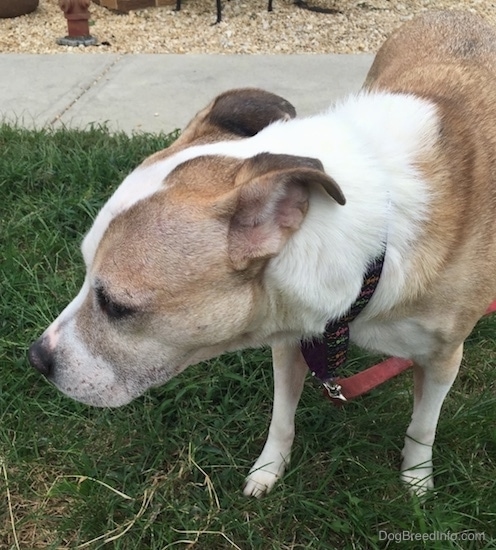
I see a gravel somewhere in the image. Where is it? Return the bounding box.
[0,0,495,54]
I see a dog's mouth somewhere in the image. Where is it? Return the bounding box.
[56,380,135,408]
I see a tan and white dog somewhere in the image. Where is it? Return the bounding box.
[29,11,496,498]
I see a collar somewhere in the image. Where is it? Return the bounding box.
[300,249,386,401]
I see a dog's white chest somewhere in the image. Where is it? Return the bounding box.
[350,316,436,362]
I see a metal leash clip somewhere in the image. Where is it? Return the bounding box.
[323,379,347,401]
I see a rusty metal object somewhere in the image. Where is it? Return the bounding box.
[57,0,98,46]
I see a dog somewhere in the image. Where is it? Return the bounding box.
[29,10,496,498]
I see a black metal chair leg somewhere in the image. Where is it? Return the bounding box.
[215,0,222,23]
[176,0,264,24]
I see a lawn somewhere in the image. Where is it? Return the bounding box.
[1,123,496,549]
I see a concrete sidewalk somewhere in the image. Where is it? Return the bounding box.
[1,53,373,135]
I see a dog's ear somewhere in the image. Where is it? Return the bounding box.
[175,88,296,146]
[207,88,296,137]
[222,153,345,271]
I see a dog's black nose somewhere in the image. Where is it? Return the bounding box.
[28,338,54,377]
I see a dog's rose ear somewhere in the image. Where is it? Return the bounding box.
[207,88,296,137]
[176,88,296,146]
[225,153,345,271]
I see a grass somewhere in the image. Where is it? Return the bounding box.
[1,122,496,549]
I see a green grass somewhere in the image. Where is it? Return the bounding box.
[1,122,496,549]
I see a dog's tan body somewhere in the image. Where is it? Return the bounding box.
[357,10,496,493]
[29,11,496,497]
[365,11,496,320]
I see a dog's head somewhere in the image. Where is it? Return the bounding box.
[28,88,345,407]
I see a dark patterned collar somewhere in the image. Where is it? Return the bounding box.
[300,250,386,401]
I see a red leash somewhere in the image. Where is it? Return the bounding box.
[329,301,496,405]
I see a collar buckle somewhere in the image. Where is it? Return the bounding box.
[323,379,347,401]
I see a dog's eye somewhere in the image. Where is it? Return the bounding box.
[96,287,135,320]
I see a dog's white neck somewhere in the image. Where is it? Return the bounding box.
[257,92,440,337]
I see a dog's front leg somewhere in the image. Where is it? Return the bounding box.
[401,344,463,496]
[243,343,307,498]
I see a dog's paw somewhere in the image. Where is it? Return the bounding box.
[243,452,289,498]
[243,469,280,498]
[401,438,434,498]
[401,450,434,498]
[400,467,434,498]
